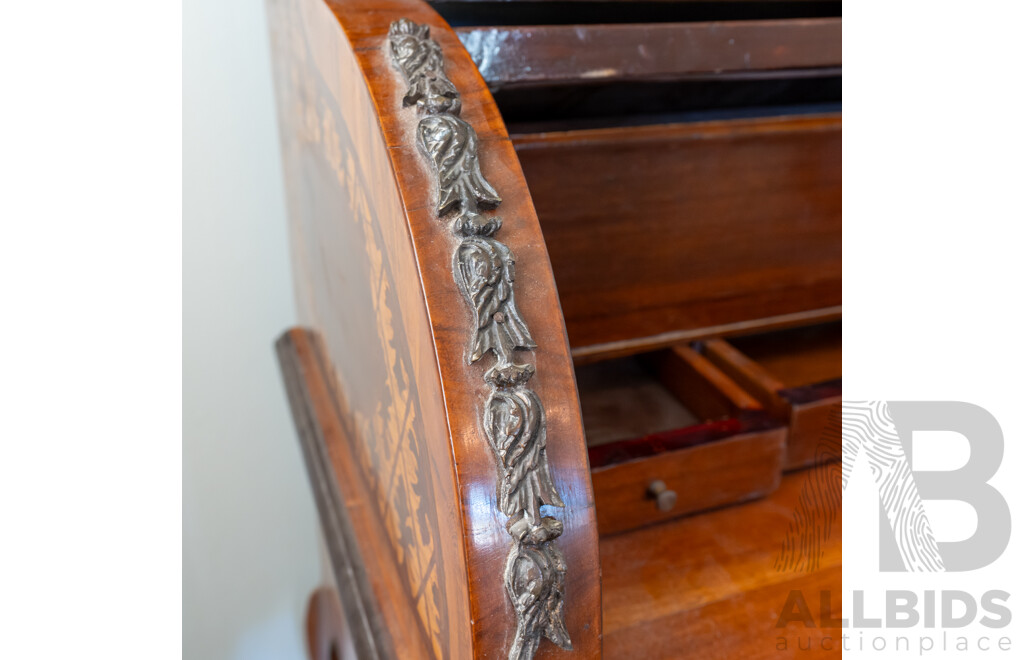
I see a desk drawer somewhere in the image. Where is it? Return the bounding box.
[580,345,786,535]
[591,427,785,536]
[702,321,841,470]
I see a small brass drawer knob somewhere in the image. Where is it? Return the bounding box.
[647,480,677,512]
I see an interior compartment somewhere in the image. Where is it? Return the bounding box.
[576,346,769,455]
[586,326,842,653]
[575,346,786,534]
[703,321,842,469]
[722,320,841,388]
[575,356,700,447]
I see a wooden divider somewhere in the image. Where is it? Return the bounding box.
[512,113,842,361]
[457,19,841,88]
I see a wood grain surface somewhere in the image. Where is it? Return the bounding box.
[705,323,841,469]
[458,19,841,88]
[270,0,841,656]
[592,428,785,535]
[268,0,602,657]
[602,467,842,658]
[582,344,784,534]
[513,114,842,360]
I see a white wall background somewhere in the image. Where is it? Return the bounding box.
[183,0,319,658]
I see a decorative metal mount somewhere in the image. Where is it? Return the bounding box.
[388,19,571,660]
[388,18,461,114]
[418,114,501,216]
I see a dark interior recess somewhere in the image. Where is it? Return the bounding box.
[575,356,701,447]
[430,2,842,28]
[576,350,781,468]
[576,322,842,447]
[497,74,841,133]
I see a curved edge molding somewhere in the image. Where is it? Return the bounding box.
[387,18,572,660]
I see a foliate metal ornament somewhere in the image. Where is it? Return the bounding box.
[505,541,573,660]
[453,236,535,364]
[388,19,571,660]
[485,388,564,521]
[417,114,502,216]
[388,19,461,115]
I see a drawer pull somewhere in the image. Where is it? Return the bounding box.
[647,480,678,512]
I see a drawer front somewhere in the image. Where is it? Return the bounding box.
[787,394,841,469]
[591,427,785,535]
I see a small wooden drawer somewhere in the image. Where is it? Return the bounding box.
[579,345,786,535]
[702,321,841,470]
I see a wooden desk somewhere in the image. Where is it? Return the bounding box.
[268,0,841,657]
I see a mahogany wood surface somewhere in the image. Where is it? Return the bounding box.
[592,428,785,535]
[268,0,602,657]
[705,337,790,417]
[727,324,841,467]
[269,2,472,654]
[601,467,842,658]
[578,344,784,534]
[784,390,841,468]
[654,345,764,419]
[513,114,842,360]
[576,356,702,447]
[271,0,841,655]
[576,345,771,454]
[278,329,429,659]
[727,322,841,388]
[457,19,841,88]
[704,323,841,469]
[571,308,842,366]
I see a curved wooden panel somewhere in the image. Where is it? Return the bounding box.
[268,0,602,658]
